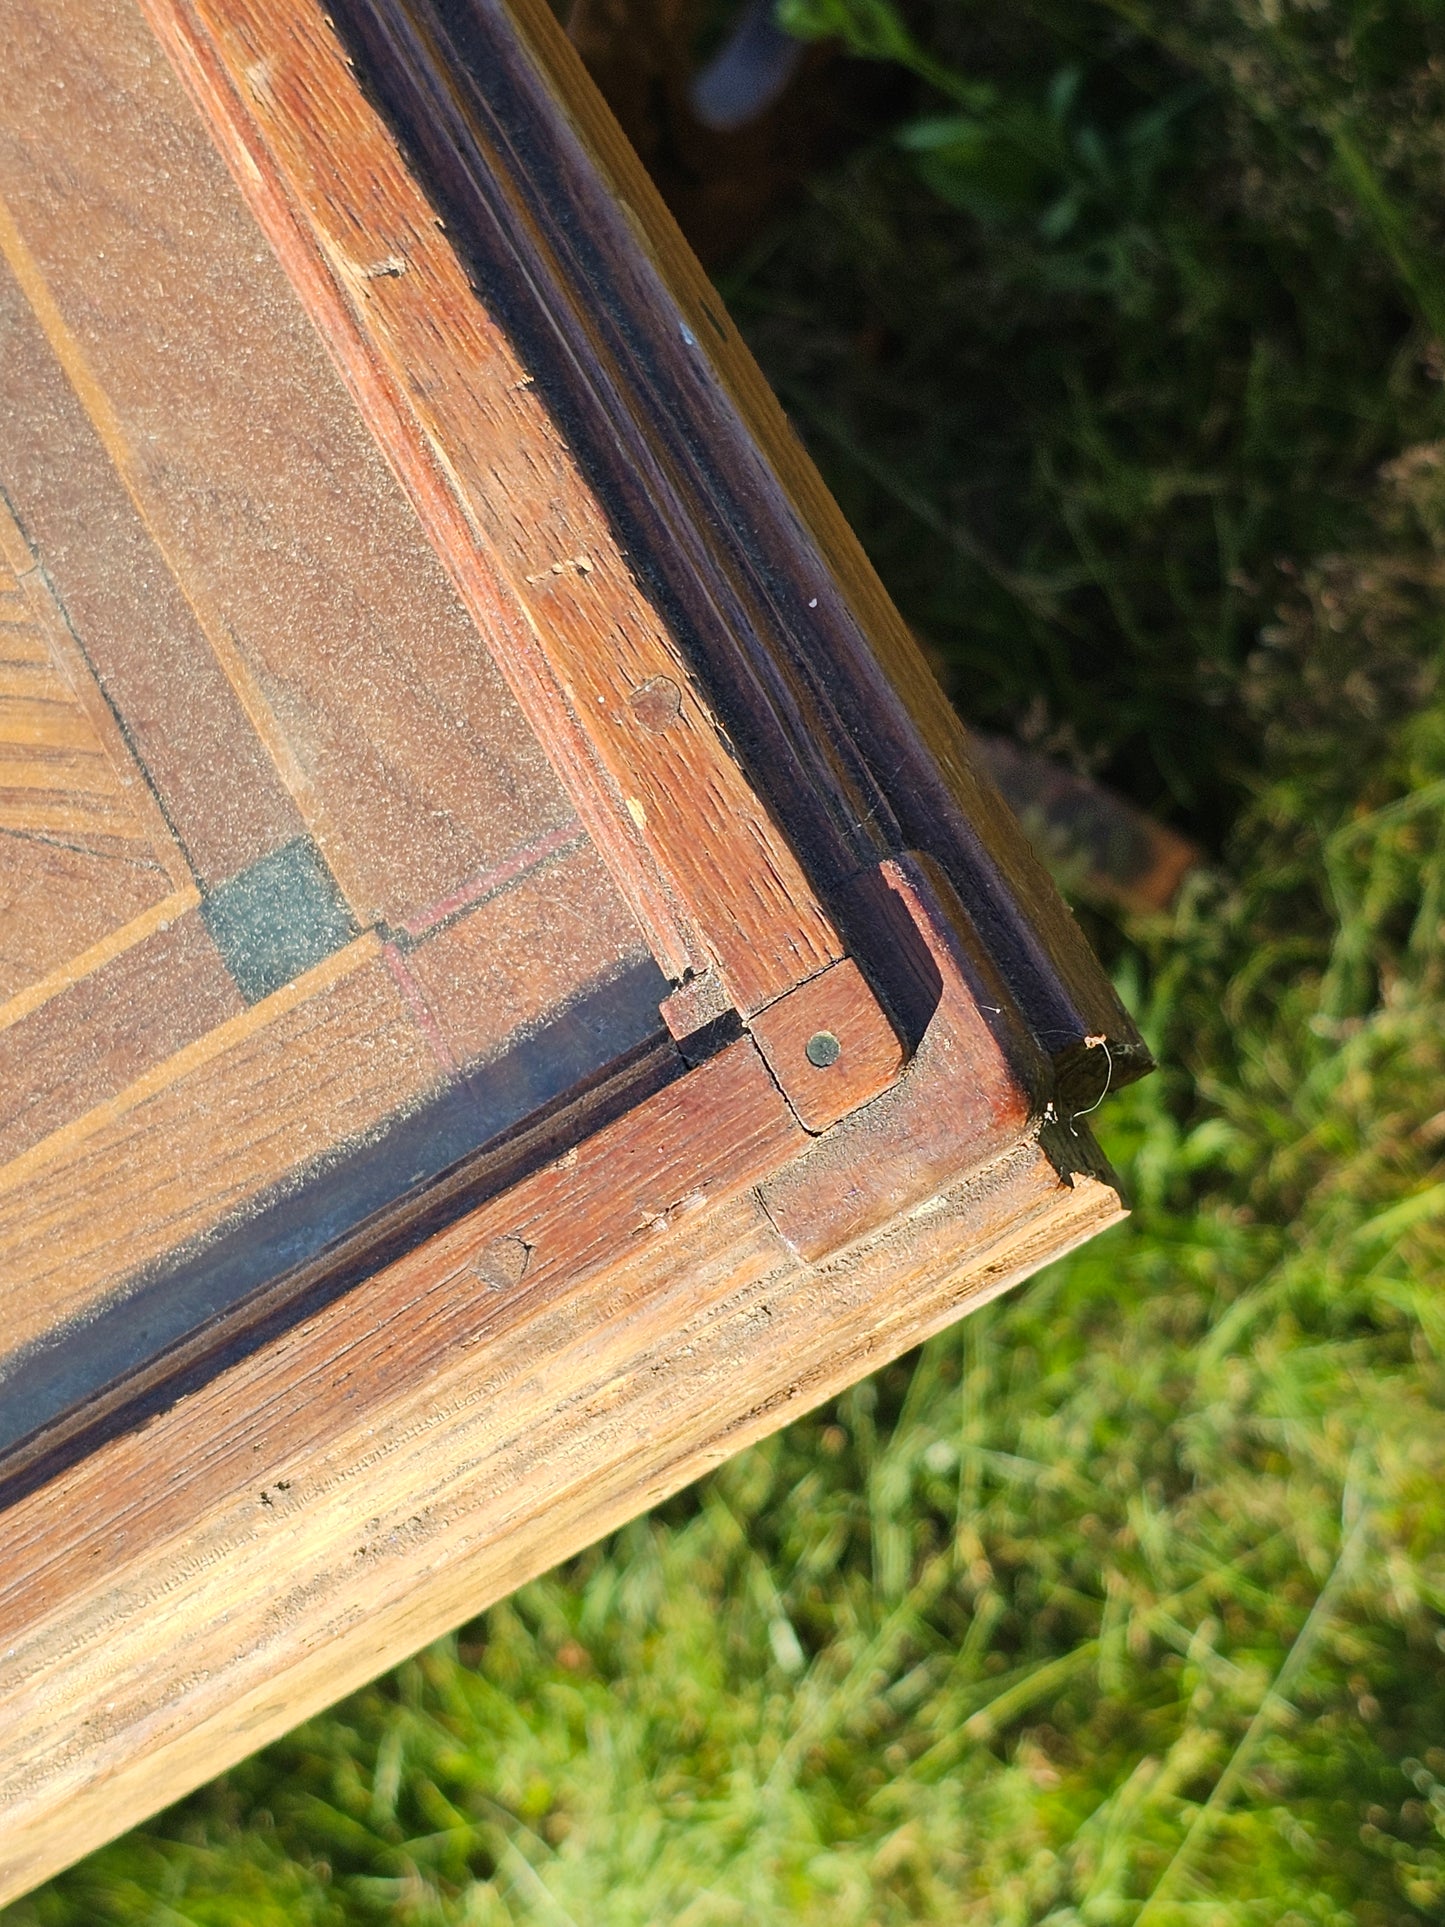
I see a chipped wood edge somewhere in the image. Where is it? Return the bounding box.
[484,0,1150,1074]
[0,1112,1123,1905]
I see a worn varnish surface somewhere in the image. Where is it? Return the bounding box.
[463,0,1149,1082]
[0,6,585,916]
[0,0,1146,1901]
[749,957,905,1135]
[136,0,851,1018]
[0,0,666,1448]
[0,502,192,1004]
[135,0,1146,1081]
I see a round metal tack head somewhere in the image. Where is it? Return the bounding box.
[805,1029,842,1069]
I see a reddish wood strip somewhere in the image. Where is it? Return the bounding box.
[0,1122,1120,1903]
[494,0,1149,1078]
[137,0,846,1012]
[749,957,905,1134]
[0,1035,805,1644]
[403,839,654,1068]
[0,3,1145,1906]
[762,856,1048,1260]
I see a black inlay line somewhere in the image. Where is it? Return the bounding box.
[0,476,202,887]
[331,0,892,886]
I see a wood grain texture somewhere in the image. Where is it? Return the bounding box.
[400,837,655,1069]
[0,890,200,1037]
[0,1036,803,1638]
[0,1104,1120,1905]
[0,906,244,1165]
[422,0,1149,1083]
[762,854,1051,1261]
[0,222,306,889]
[0,0,577,922]
[0,0,1148,1902]
[0,498,189,1000]
[0,0,678,1412]
[0,937,445,1358]
[132,0,1145,1074]
[135,0,849,1014]
[749,956,905,1134]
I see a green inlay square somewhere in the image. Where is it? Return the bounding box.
[201,836,358,1005]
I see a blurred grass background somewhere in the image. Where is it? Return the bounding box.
[11,0,1445,1921]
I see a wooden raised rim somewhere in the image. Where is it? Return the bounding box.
[134,0,1148,1079]
[0,0,1146,1537]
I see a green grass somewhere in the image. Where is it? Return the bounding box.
[11,2,1445,1921]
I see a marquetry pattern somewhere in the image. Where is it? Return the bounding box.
[0,516,190,1011]
[0,0,664,1438]
[0,563,144,849]
[0,0,1140,1903]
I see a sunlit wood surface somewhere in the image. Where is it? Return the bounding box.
[0,0,1142,1901]
[0,0,662,1447]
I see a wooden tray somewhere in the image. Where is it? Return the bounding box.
[0,0,1147,1899]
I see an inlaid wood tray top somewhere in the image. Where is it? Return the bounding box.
[0,0,662,1449]
[0,0,1146,1901]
